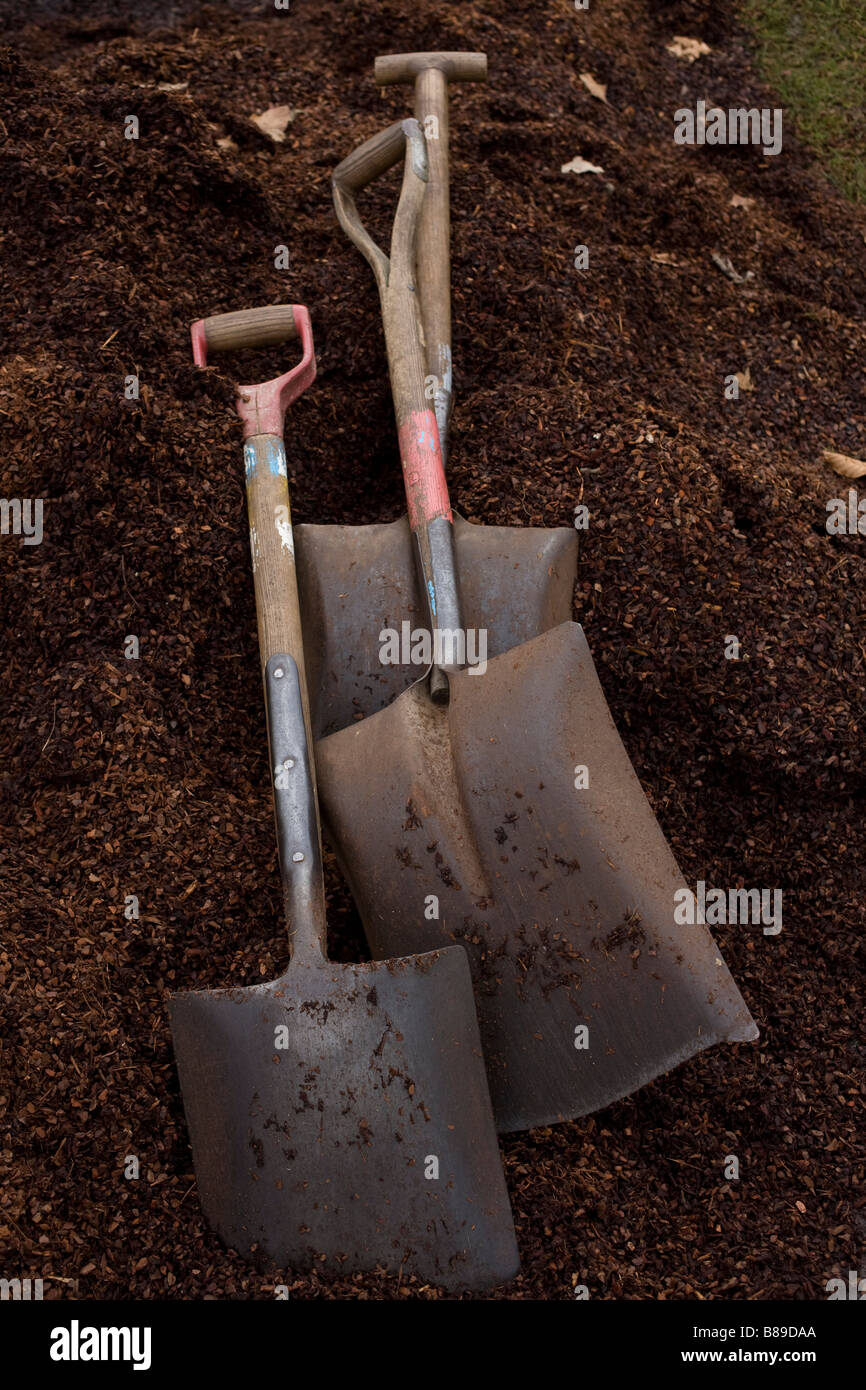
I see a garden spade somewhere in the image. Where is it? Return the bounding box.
[316,124,759,1135]
[295,55,577,735]
[169,303,519,1287]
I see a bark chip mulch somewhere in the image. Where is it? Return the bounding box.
[0,0,863,1299]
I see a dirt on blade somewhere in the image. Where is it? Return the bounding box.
[0,0,863,1300]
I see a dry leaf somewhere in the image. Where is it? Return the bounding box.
[579,72,607,104]
[157,81,189,93]
[730,194,756,210]
[650,252,679,266]
[561,155,605,176]
[216,135,237,152]
[735,368,754,393]
[712,251,755,285]
[822,449,866,479]
[250,105,297,142]
[666,36,711,62]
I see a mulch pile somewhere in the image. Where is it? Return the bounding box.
[0,0,863,1300]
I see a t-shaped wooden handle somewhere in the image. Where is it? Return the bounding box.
[373,51,487,465]
[373,51,488,85]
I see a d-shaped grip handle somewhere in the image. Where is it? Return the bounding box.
[191,304,302,366]
[190,304,316,439]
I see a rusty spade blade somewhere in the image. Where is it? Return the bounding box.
[315,622,758,1134]
[322,125,756,1134]
[295,514,577,738]
[170,656,518,1286]
[170,303,518,1288]
[320,120,758,1134]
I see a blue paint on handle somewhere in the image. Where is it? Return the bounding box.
[267,439,288,476]
[244,437,288,480]
[427,579,437,617]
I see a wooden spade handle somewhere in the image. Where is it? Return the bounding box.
[331,118,408,195]
[333,121,464,682]
[243,436,307,674]
[333,122,446,526]
[199,305,300,356]
[332,121,411,295]
[374,52,488,463]
[190,305,326,959]
[414,66,453,459]
[374,51,488,84]
[190,304,317,716]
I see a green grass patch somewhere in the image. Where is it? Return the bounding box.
[741,0,866,202]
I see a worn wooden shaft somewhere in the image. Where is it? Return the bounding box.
[374,52,487,461]
[414,67,452,452]
[243,434,314,745]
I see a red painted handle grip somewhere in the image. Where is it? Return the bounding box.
[397,409,452,530]
[190,304,316,439]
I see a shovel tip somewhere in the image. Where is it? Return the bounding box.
[728,1016,760,1044]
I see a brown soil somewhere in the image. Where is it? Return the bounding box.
[0,0,863,1300]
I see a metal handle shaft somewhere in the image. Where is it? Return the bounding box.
[265,654,326,964]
